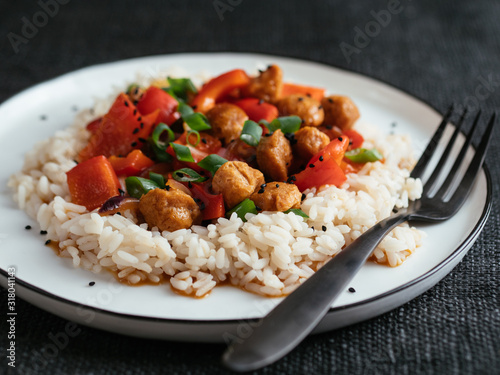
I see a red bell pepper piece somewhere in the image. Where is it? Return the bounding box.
[86,117,102,133]
[176,131,222,154]
[189,182,225,221]
[190,69,251,113]
[108,149,155,177]
[342,129,364,150]
[136,86,180,125]
[309,136,350,166]
[293,157,346,191]
[233,98,278,123]
[66,156,121,211]
[281,82,325,101]
[78,93,159,161]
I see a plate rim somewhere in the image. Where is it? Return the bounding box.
[0,52,493,326]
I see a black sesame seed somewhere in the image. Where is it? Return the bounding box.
[133,128,139,134]
[275,184,279,188]
[25,225,32,230]
[328,98,333,103]
[165,185,171,191]
[131,142,137,147]
[319,156,324,161]
[40,115,47,121]
[201,138,207,144]
[73,160,79,165]
[133,88,139,95]
[255,205,262,211]
[349,141,353,146]
[306,93,311,97]
[318,105,323,109]
[133,100,139,105]
[258,188,265,194]
[45,239,51,245]
[138,137,147,143]
[89,281,95,286]
[322,225,327,231]
[188,182,193,188]
[118,188,125,196]
[116,212,122,215]
[140,122,144,129]
[133,109,137,115]
[301,193,306,201]
[348,287,356,293]
[264,133,273,137]
[338,137,343,141]
[298,97,303,102]
[325,125,333,130]
[301,119,305,124]
[309,164,315,168]
[124,101,129,107]
[258,69,264,74]
[311,226,315,230]
[137,116,142,121]
[40,230,47,235]
[261,184,267,188]
[258,99,264,105]
[200,202,206,210]
[192,105,197,110]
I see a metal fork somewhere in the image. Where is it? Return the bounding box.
[222,106,497,372]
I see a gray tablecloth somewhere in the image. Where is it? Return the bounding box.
[1,1,499,374]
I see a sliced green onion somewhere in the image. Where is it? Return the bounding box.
[268,116,301,134]
[344,148,383,163]
[166,77,197,102]
[126,83,140,94]
[148,172,165,188]
[240,120,263,147]
[178,102,194,117]
[197,154,228,176]
[284,208,309,219]
[227,199,258,222]
[172,168,208,183]
[186,130,201,147]
[170,143,195,162]
[183,112,211,131]
[151,123,175,145]
[125,177,161,199]
[265,119,281,132]
[149,123,175,162]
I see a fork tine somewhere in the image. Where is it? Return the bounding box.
[411,104,454,179]
[422,108,468,193]
[433,111,482,199]
[445,112,496,217]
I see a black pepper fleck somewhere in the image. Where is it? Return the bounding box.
[89,281,96,286]
[25,225,32,230]
[348,287,356,293]
[45,239,51,245]
[40,230,47,235]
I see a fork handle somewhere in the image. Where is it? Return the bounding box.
[222,212,410,372]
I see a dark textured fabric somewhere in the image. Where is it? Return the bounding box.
[1,1,499,374]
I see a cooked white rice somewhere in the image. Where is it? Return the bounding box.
[7,72,425,297]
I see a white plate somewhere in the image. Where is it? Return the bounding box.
[0,53,491,342]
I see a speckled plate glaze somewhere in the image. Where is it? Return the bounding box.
[0,53,491,342]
